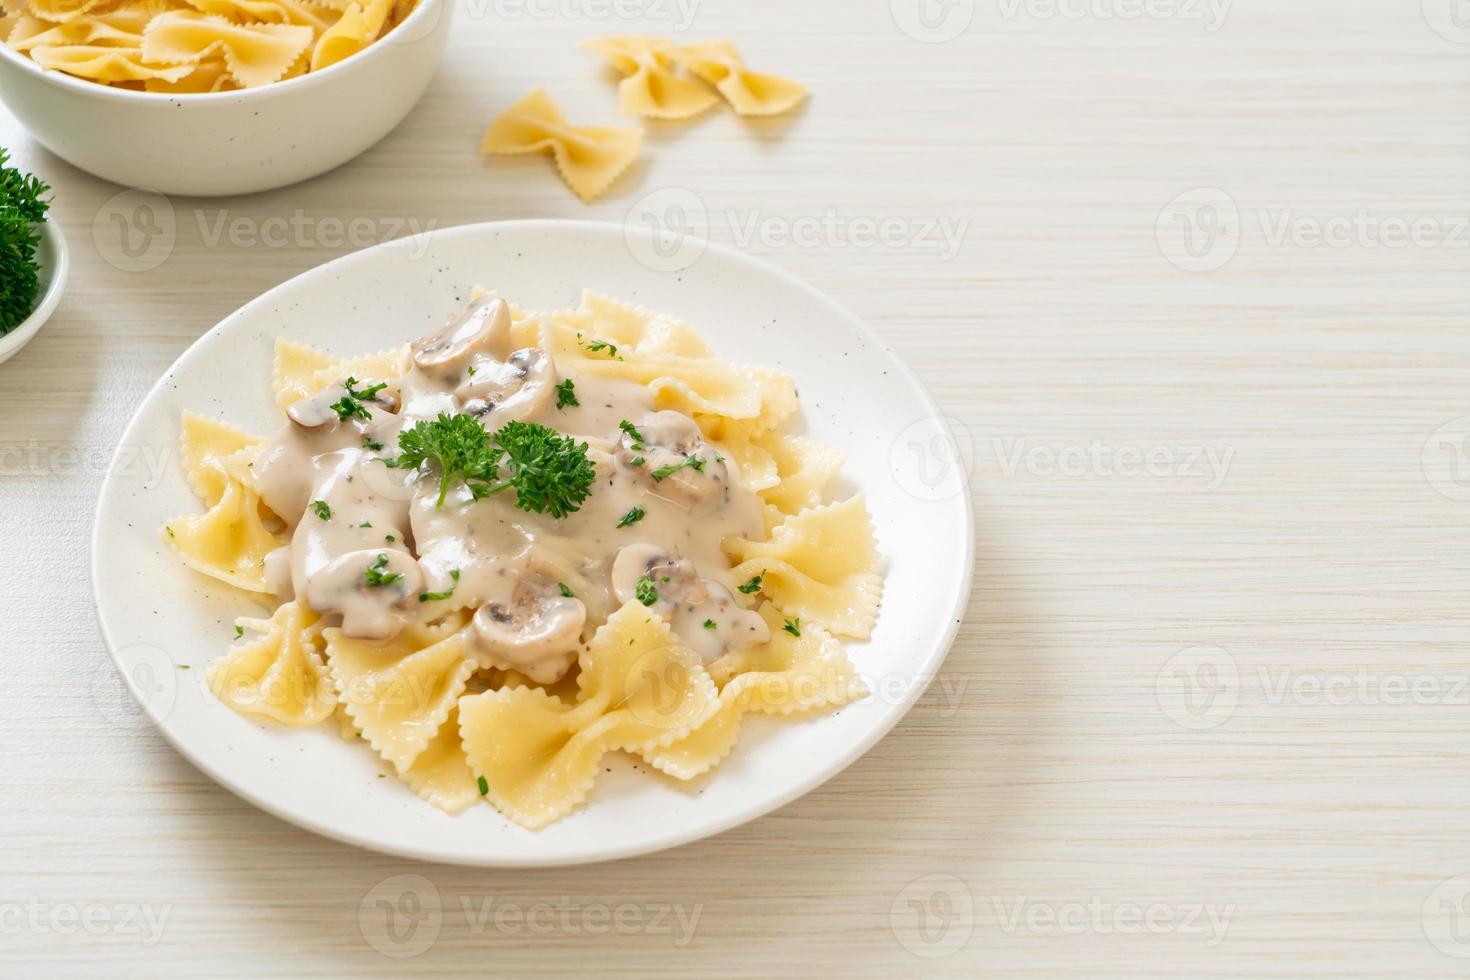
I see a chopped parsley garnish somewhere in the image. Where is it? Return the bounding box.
[628,456,644,467]
[358,521,373,528]
[555,378,579,410]
[737,573,764,595]
[558,582,575,598]
[419,568,460,603]
[165,525,174,538]
[385,534,396,543]
[234,625,244,639]
[703,619,716,630]
[466,365,477,376]
[783,618,801,638]
[651,456,705,482]
[363,553,403,587]
[363,436,384,452]
[618,420,645,449]
[635,575,659,607]
[580,338,620,359]
[329,377,385,423]
[477,775,489,796]
[310,499,332,521]
[616,506,646,528]
[0,147,51,336]
[390,413,594,517]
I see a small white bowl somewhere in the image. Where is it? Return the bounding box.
[0,220,68,367]
[0,0,450,197]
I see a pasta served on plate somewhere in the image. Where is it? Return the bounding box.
[166,290,883,829]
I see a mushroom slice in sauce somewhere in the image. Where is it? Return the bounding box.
[472,574,586,684]
[457,347,557,426]
[304,548,424,641]
[285,378,399,430]
[411,296,513,379]
[609,543,768,661]
[616,410,730,510]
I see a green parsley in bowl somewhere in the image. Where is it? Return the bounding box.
[0,149,67,367]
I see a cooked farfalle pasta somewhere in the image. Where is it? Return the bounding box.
[480,88,643,203]
[167,290,882,830]
[579,34,718,119]
[3,0,418,90]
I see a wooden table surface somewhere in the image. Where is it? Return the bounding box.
[3,0,1468,975]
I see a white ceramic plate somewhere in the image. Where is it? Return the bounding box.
[92,220,974,867]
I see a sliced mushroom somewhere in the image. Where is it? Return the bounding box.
[610,543,705,614]
[303,548,423,641]
[616,411,729,510]
[412,296,512,377]
[286,378,399,430]
[609,544,768,661]
[472,574,586,684]
[672,580,770,663]
[456,347,557,425]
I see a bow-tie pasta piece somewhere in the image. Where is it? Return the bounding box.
[209,602,337,725]
[723,496,884,640]
[22,0,109,23]
[481,88,643,203]
[579,35,719,120]
[182,0,338,36]
[325,624,476,773]
[310,0,389,71]
[671,40,807,117]
[458,602,717,829]
[640,603,865,779]
[142,10,312,88]
[28,43,197,83]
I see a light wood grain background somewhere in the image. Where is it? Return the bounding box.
[3,0,1469,974]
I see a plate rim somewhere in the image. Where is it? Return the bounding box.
[90,218,976,867]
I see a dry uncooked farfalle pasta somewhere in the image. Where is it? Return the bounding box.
[480,87,643,203]
[671,40,808,117]
[578,34,718,120]
[141,11,311,88]
[2,0,418,90]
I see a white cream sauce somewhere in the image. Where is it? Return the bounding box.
[251,297,770,678]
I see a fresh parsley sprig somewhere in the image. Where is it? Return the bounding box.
[330,377,387,423]
[390,413,595,518]
[0,147,51,336]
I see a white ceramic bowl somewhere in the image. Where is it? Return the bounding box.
[0,220,68,366]
[0,0,450,197]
